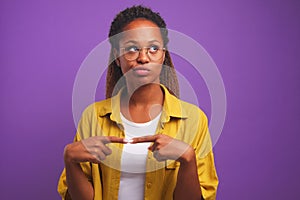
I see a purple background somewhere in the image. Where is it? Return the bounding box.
[1,0,299,199]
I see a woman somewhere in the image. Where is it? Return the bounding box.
[58,5,218,200]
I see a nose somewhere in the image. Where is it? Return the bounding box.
[136,48,150,64]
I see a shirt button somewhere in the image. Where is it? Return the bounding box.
[146,182,152,188]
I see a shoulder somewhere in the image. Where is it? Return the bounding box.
[81,98,113,119]
[162,84,207,122]
[177,98,208,123]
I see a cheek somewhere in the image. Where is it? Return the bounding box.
[119,59,131,73]
[153,63,163,71]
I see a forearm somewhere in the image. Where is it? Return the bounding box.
[65,161,94,200]
[64,143,94,200]
[174,149,202,200]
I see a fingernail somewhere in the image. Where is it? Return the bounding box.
[124,138,134,143]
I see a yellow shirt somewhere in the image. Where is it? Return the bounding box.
[58,85,218,200]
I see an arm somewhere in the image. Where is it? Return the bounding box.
[132,110,218,199]
[61,136,126,200]
[173,147,202,200]
[64,143,95,200]
[132,135,203,199]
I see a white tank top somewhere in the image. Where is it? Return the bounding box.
[118,112,161,200]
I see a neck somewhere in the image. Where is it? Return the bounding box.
[123,83,163,106]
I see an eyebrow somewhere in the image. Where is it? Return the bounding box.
[123,40,162,45]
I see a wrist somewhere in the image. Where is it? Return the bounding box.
[178,146,196,164]
[63,144,75,164]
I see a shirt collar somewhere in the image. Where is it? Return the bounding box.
[98,84,188,124]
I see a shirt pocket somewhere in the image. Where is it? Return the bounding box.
[165,160,180,170]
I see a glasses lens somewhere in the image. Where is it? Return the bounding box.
[124,51,138,61]
[122,47,165,61]
[148,48,164,61]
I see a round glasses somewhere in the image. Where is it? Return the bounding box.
[120,45,166,61]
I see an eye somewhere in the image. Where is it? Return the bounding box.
[148,45,159,53]
[125,46,139,53]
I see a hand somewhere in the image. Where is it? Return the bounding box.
[64,136,126,164]
[132,134,195,163]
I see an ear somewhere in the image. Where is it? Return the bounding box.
[113,48,120,67]
[162,49,166,63]
[163,50,167,62]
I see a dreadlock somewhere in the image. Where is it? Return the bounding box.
[106,5,179,98]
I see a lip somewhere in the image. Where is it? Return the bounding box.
[132,66,150,76]
[132,66,150,71]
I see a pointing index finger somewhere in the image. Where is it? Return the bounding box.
[104,136,127,144]
[132,135,158,143]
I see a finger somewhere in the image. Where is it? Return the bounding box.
[90,158,102,164]
[88,153,102,164]
[148,142,158,152]
[153,150,158,158]
[132,135,158,143]
[153,150,166,162]
[98,152,107,160]
[103,136,126,144]
[101,145,112,156]
[93,141,113,156]
[92,151,106,161]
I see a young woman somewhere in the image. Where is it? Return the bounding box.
[58,5,218,200]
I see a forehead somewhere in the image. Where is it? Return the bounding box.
[119,19,163,44]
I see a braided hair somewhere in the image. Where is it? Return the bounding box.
[106,5,179,98]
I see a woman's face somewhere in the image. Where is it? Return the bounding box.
[115,19,165,88]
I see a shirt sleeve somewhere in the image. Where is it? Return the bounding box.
[197,151,219,200]
[57,133,93,200]
[57,103,100,199]
[57,102,109,199]
[195,110,219,200]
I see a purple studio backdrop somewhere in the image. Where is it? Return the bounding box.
[1,0,299,199]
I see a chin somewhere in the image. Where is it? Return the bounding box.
[126,77,159,88]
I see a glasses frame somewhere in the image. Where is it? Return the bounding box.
[119,46,166,61]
